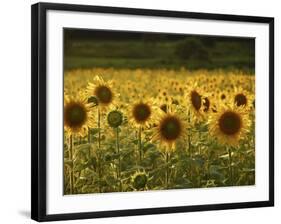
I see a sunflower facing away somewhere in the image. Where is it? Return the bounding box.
[64,93,95,137]
[208,104,251,146]
[185,83,205,122]
[107,109,124,128]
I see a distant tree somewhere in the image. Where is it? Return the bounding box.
[174,38,210,61]
[64,30,75,54]
[200,37,216,48]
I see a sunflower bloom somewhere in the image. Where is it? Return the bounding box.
[152,105,187,152]
[64,92,95,137]
[209,104,251,146]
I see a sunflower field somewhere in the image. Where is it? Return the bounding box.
[63,68,255,194]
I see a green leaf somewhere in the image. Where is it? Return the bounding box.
[90,128,100,135]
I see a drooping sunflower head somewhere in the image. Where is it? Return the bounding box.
[190,90,202,111]
[152,105,187,152]
[209,104,250,146]
[64,93,94,137]
[87,75,115,108]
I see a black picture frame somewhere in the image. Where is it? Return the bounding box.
[31,2,274,222]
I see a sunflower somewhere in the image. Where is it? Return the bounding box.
[219,91,228,102]
[64,92,95,137]
[201,92,217,117]
[129,98,158,128]
[203,96,211,113]
[87,75,116,109]
[131,171,149,190]
[107,110,123,128]
[208,104,250,146]
[152,105,187,152]
[106,105,127,131]
[233,87,254,110]
[185,83,205,122]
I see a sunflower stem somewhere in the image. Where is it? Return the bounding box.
[198,128,201,155]
[188,134,192,157]
[69,134,74,194]
[207,147,211,182]
[165,152,169,189]
[98,109,101,149]
[198,125,202,187]
[88,128,91,143]
[228,147,233,185]
[116,127,122,192]
[138,126,142,163]
[97,108,102,193]
[134,131,138,165]
[188,110,192,158]
[187,110,193,185]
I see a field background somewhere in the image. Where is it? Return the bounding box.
[63,29,255,194]
[64,29,255,71]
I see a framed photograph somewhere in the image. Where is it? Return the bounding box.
[31,2,274,222]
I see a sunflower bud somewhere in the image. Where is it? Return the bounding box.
[132,172,148,190]
[107,110,123,128]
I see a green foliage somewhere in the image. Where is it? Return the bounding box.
[174,38,210,61]
[64,121,255,194]
[64,36,255,71]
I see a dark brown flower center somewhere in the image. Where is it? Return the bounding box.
[219,111,241,135]
[234,93,247,107]
[94,85,112,104]
[191,91,201,111]
[159,116,182,141]
[132,103,151,123]
[64,102,87,129]
[203,97,210,112]
[160,104,168,113]
[221,94,226,100]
